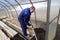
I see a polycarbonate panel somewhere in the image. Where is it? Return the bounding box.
[0,0,10,6]
[16,0,46,5]
[0,0,13,11]
[0,7,4,10]
[48,18,57,40]
[32,2,47,22]
[50,0,59,22]
[29,2,47,28]
[0,4,10,17]
[0,0,47,19]
[4,0,17,5]
[0,0,11,8]
[0,0,47,6]
[0,9,4,11]
[17,0,30,4]
[0,9,7,17]
[0,0,47,7]
[31,0,46,2]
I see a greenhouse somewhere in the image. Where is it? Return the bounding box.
[0,0,60,40]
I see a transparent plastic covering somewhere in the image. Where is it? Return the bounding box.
[48,18,57,40]
[0,0,60,40]
[0,0,46,18]
[49,0,60,22]
[0,0,46,6]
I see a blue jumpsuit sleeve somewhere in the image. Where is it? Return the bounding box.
[24,10,30,26]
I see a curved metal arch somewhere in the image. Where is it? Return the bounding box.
[0,1,14,18]
[29,0,33,6]
[4,0,18,17]
[29,0,37,27]
[29,0,37,40]
[15,0,23,10]
[0,3,10,17]
[0,1,12,13]
[21,1,46,5]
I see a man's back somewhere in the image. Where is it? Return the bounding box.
[18,8,31,20]
[18,8,31,25]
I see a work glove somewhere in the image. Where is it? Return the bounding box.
[27,23,32,26]
[27,23,33,29]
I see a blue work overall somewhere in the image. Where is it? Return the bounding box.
[18,8,31,36]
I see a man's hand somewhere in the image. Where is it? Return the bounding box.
[27,23,32,26]
[27,25,32,29]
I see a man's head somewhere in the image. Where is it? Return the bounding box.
[30,6,35,13]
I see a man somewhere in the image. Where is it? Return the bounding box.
[18,6,35,37]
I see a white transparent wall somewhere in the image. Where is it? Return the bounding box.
[47,0,60,40]
[50,0,59,21]
[11,11,18,19]
[0,10,8,18]
[13,2,47,21]
[48,18,57,40]
[32,2,47,28]
[32,2,47,22]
